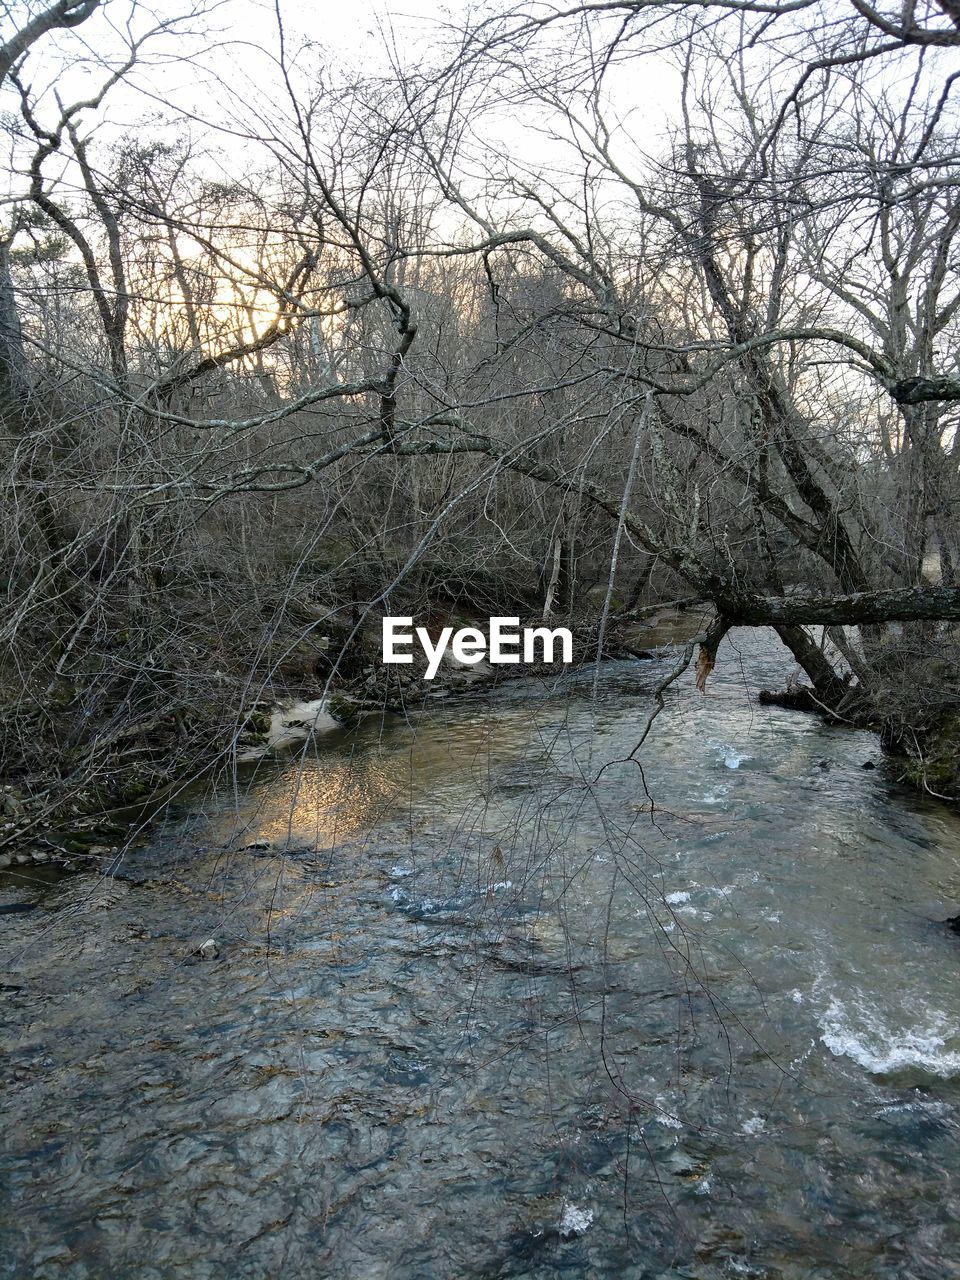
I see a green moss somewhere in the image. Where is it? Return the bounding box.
[241,710,271,736]
[897,713,960,799]
[328,694,360,727]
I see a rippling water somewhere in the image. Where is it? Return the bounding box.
[3,630,960,1278]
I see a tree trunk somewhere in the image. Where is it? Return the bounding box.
[0,242,27,401]
[773,624,851,707]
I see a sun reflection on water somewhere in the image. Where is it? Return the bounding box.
[242,707,539,848]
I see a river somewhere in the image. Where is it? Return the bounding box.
[3,630,960,1278]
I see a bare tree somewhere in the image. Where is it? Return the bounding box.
[3,0,960,832]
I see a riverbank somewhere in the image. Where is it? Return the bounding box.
[7,597,957,871]
[0,602,706,869]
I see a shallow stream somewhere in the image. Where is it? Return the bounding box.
[3,631,960,1278]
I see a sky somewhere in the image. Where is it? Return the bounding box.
[1,0,956,388]
[0,0,682,188]
[2,0,950,265]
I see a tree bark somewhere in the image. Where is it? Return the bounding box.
[772,624,851,707]
[721,584,960,627]
[0,242,27,400]
[0,1,100,88]
[889,375,960,405]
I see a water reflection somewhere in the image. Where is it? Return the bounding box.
[237,704,543,850]
[250,746,401,846]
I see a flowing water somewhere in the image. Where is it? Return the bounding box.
[3,630,960,1278]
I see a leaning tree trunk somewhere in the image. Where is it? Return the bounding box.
[772,624,851,708]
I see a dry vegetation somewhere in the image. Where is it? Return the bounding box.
[2,0,960,852]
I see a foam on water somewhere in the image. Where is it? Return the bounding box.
[708,739,751,770]
[873,1099,951,1119]
[389,879,513,916]
[558,1203,593,1237]
[819,995,960,1076]
[653,1095,683,1128]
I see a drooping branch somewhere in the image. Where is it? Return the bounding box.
[695,615,732,692]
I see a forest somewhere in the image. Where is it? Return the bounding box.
[3,4,960,1274]
[1,0,959,844]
